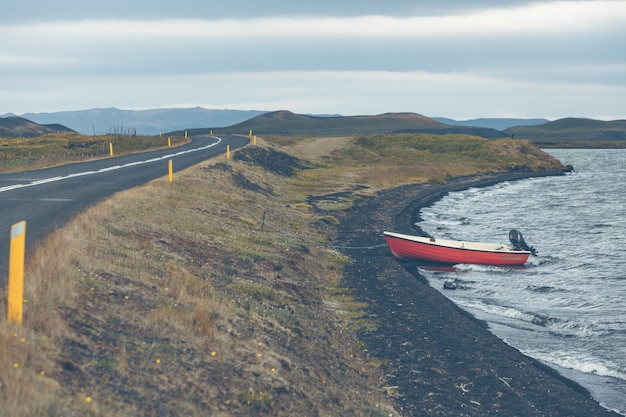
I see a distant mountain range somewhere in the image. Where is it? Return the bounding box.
[2,107,549,136]
[433,117,550,131]
[2,108,624,146]
[5,107,267,136]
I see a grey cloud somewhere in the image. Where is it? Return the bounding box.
[1,0,623,119]
[2,0,566,23]
[6,27,618,87]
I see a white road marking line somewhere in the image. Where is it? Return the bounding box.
[0,136,222,194]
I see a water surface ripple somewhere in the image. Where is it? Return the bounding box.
[417,149,626,415]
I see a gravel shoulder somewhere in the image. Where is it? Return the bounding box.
[336,170,620,417]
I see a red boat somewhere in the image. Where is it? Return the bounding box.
[383,230,535,266]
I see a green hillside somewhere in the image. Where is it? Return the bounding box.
[189,111,442,136]
[181,111,506,138]
[505,118,626,147]
[178,112,626,147]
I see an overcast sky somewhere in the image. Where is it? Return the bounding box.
[1,0,625,120]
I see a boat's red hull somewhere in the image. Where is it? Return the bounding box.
[384,233,530,266]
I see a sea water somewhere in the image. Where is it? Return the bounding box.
[417,149,626,415]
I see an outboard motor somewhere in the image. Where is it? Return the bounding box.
[509,229,538,256]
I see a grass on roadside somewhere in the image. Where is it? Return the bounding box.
[0,132,187,172]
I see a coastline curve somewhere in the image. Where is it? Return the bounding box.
[336,169,620,416]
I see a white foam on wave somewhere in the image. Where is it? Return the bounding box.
[458,300,544,325]
[457,299,600,337]
[454,263,515,273]
[527,349,626,381]
[545,317,598,338]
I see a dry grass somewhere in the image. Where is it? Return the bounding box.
[0,139,397,416]
[0,132,187,172]
[0,133,563,416]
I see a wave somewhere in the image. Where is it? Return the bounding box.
[458,300,547,325]
[457,299,599,337]
[528,349,626,381]
[526,284,561,293]
[546,317,598,338]
[454,263,523,273]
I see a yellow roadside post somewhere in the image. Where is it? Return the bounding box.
[109,142,113,156]
[168,160,173,183]
[226,145,230,159]
[253,135,257,145]
[249,129,252,137]
[168,137,171,147]
[8,221,26,325]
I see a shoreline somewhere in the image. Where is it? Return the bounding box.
[337,170,620,416]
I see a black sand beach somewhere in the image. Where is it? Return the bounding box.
[337,171,620,417]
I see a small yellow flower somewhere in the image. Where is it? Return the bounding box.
[13,363,19,368]
[271,368,276,372]
[20,337,25,343]
[211,351,216,357]
[40,371,45,376]
[155,358,161,364]
[257,353,262,358]
[85,397,92,403]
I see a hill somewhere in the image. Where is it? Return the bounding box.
[10,107,625,146]
[21,107,267,136]
[201,111,508,138]
[434,117,550,131]
[0,116,75,138]
[505,118,626,146]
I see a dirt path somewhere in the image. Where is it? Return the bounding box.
[336,171,620,417]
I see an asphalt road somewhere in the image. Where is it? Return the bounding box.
[0,134,248,285]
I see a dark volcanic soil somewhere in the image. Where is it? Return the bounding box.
[336,171,620,417]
